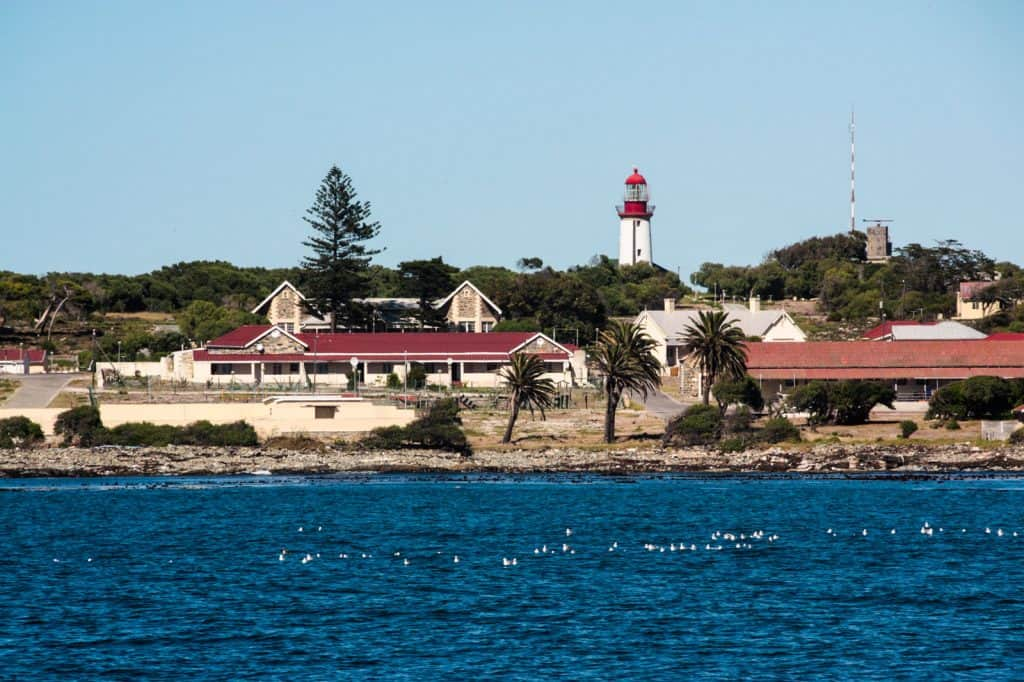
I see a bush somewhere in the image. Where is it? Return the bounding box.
[723,406,754,434]
[0,416,45,449]
[1009,428,1024,444]
[945,419,961,431]
[54,406,105,446]
[104,420,258,447]
[787,380,896,425]
[663,404,723,447]
[386,372,402,389]
[359,398,470,455]
[406,364,427,389]
[712,376,765,412]
[927,376,1022,420]
[759,417,801,444]
[899,420,919,439]
[717,436,751,453]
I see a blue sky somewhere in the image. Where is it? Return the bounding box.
[2,1,1021,282]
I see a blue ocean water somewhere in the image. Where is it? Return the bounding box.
[1,475,1023,680]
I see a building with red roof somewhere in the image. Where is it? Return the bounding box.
[170,326,586,388]
[732,340,1024,401]
[0,347,48,375]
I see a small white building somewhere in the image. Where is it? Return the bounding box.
[0,348,47,375]
[635,297,806,375]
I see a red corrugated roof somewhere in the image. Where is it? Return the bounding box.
[985,333,1024,341]
[202,328,573,360]
[0,348,46,363]
[746,340,1024,379]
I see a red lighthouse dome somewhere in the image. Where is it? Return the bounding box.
[625,168,647,185]
[617,167,653,218]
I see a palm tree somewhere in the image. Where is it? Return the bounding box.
[592,321,662,443]
[499,353,557,444]
[680,310,748,405]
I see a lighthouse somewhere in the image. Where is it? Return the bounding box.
[616,168,654,266]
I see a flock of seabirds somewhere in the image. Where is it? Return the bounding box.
[270,522,1022,568]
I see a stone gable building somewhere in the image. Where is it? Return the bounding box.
[251,280,502,333]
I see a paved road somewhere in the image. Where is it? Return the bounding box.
[3,374,78,409]
[636,390,687,421]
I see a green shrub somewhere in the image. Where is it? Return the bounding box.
[724,406,754,434]
[717,436,752,453]
[105,420,258,447]
[759,416,801,444]
[712,375,765,412]
[359,398,470,455]
[787,380,896,425]
[54,406,105,446]
[946,419,961,431]
[0,416,45,449]
[104,421,178,446]
[1009,428,1024,444]
[927,376,1021,420]
[899,420,919,439]
[386,372,402,389]
[663,404,723,447]
[406,364,427,389]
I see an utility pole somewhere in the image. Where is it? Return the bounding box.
[850,108,856,233]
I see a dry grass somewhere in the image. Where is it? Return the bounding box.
[462,405,666,451]
[47,391,89,409]
[103,312,177,322]
[0,379,19,405]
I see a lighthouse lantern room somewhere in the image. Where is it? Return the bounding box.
[616,168,655,266]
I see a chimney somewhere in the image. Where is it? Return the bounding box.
[749,296,761,314]
[664,298,676,313]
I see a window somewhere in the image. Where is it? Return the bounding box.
[281,323,295,333]
[481,322,494,333]
[211,363,232,375]
[458,321,475,333]
[544,362,564,373]
[314,406,335,419]
[289,363,299,374]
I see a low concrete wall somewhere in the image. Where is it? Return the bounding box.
[0,400,415,438]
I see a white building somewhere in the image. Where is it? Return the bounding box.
[635,297,807,375]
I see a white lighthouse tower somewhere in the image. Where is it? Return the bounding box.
[617,168,654,266]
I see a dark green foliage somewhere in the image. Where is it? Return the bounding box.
[1008,428,1024,444]
[301,166,381,331]
[927,376,1024,420]
[787,380,896,425]
[97,420,258,447]
[54,406,105,446]
[663,404,723,447]
[899,420,919,439]
[681,311,748,405]
[712,375,764,412]
[386,372,401,389]
[406,364,426,389]
[176,301,265,344]
[759,417,801,443]
[689,233,998,321]
[723,406,754,434]
[397,257,459,328]
[946,419,961,431]
[0,416,44,449]
[360,399,470,455]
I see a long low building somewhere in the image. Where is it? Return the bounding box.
[740,340,1024,401]
[163,326,586,388]
[0,348,47,375]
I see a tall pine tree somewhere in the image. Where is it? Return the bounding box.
[301,166,381,331]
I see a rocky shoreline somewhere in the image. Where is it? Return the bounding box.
[3,443,1024,477]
